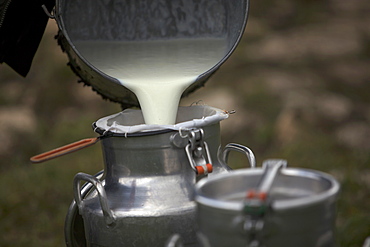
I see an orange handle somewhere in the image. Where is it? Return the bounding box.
[30,137,99,163]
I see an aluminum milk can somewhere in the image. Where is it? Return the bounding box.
[195,159,340,247]
[67,105,233,247]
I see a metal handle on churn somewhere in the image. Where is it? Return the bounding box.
[74,172,115,226]
[222,143,256,168]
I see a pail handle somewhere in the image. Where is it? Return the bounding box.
[73,172,115,226]
[30,137,100,163]
[222,143,256,168]
[258,159,287,194]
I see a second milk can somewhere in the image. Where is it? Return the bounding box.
[195,159,340,247]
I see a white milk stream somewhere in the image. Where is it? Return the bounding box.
[74,38,227,125]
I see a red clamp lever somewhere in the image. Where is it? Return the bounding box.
[195,163,213,175]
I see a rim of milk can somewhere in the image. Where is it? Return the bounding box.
[93,105,229,137]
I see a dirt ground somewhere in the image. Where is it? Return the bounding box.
[0,0,369,246]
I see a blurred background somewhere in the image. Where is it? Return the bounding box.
[0,0,369,246]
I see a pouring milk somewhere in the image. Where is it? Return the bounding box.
[74,38,227,125]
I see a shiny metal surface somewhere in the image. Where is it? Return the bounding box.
[54,0,249,106]
[69,107,230,247]
[195,164,340,247]
[65,171,104,247]
[76,133,196,246]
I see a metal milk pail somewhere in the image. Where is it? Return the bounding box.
[54,0,249,107]
[195,159,340,247]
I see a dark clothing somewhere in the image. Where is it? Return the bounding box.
[0,0,55,76]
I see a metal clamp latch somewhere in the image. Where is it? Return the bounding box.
[184,129,213,176]
[241,159,287,247]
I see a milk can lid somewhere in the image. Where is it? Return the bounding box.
[195,164,340,212]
